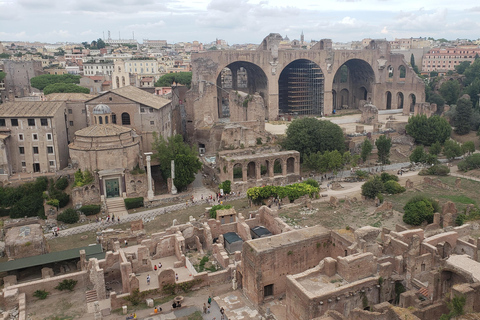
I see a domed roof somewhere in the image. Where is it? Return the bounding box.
[92,104,111,115]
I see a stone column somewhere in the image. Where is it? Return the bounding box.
[146,155,154,200]
[171,160,177,195]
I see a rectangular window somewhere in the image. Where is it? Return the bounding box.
[150,121,154,125]
[69,121,74,126]
[0,119,5,126]
[40,118,48,126]
[33,146,39,154]
[68,109,73,114]
[19,147,24,154]
[33,134,38,140]
[149,108,154,113]
[47,133,52,140]
[19,134,23,141]
[21,161,26,167]
[49,160,55,167]
[47,146,54,154]
[140,107,145,113]
[28,119,35,126]
[82,109,86,114]
[11,119,18,126]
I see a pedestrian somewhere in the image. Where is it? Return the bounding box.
[175,273,178,281]
[117,217,120,222]
[159,262,162,268]
[207,305,210,314]
[208,295,212,305]
[203,303,207,314]
[154,264,157,271]
[124,239,128,247]
[147,274,150,285]
[112,214,115,221]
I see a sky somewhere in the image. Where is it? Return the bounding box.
[0,0,479,45]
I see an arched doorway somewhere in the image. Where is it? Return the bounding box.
[286,157,295,174]
[278,59,324,116]
[409,94,416,113]
[397,92,404,109]
[386,92,392,109]
[339,89,349,109]
[261,160,269,178]
[274,159,282,176]
[216,61,268,120]
[332,59,375,110]
[233,163,243,181]
[247,162,256,180]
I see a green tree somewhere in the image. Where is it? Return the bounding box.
[0,53,11,59]
[410,54,420,74]
[429,141,442,155]
[43,83,90,95]
[361,176,384,199]
[375,135,392,165]
[57,208,79,224]
[464,78,480,108]
[152,134,202,192]
[455,61,471,74]
[0,71,6,81]
[154,72,192,88]
[439,79,461,105]
[454,95,473,135]
[410,145,426,163]
[406,115,451,146]
[403,196,436,226]
[282,117,345,160]
[360,139,373,162]
[30,74,81,91]
[462,141,475,155]
[342,151,352,167]
[464,58,480,87]
[443,140,463,160]
[96,38,106,49]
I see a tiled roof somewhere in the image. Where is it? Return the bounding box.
[74,124,131,137]
[45,92,97,101]
[0,101,65,117]
[111,86,170,110]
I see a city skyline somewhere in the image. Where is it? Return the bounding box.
[0,0,479,44]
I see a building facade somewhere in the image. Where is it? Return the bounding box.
[422,46,480,73]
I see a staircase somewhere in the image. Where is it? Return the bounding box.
[106,197,128,219]
[85,290,98,303]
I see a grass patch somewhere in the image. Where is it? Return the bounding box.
[438,195,476,205]
[47,230,97,252]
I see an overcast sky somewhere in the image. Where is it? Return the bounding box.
[1,0,479,45]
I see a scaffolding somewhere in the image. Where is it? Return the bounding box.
[279,60,324,115]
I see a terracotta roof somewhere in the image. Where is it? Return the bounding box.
[74,124,131,137]
[110,86,170,110]
[45,92,97,101]
[0,101,65,117]
[87,76,104,81]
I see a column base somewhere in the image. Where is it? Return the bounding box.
[147,190,154,200]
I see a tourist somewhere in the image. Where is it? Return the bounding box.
[147,274,150,285]
[175,273,179,281]
[124,239,128,247]
[207,305,210,313]
[154,264,157,271]
[208,296,212,305]
[203,303,207,314]
[154,307,158,314]
[159,262,162,268]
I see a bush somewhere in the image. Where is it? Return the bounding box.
[304,178,319,188]
[427,165,450,176]
[355,170,369,180]
[380,172,399,183]
[384,180,406,194]
[247,183,319,203]
[55,177,69,190]
[79,204,101,216]
[0,207,10,217]
[57,208,79,224]
[124,197,144,210]
[376,193,384,203]
[219,180,231,194]
[403,196,437,226]
[458,153,480,171]
[361,176,384,199]
[456,214,466,226]
[33,290,49,300]
[405,114,451,146]
[209,204,232,219]
[55,279,78,291]
[443,140,463,160]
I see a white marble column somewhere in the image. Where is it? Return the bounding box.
[171,160,177,195]
[146,154,154,200]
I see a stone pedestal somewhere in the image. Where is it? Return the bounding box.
[145,154,154,200]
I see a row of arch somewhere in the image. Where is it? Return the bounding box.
[231,157,296,181]
[385,92,416,112]
[216,58,411,118]
[93,112,131,125]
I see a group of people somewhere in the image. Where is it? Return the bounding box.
[125,313,136,319]
[153,262,162,271]
[202,296,226,319]
[95,215,120,223]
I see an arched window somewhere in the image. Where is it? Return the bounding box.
[112,113,117,124]
[105,116,109,124]
[98,116,103,124]
[121,112,131,125]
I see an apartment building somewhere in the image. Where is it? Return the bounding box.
[422,46,480,73]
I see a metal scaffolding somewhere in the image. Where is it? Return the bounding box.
[279,60,324,115]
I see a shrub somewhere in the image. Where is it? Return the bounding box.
[55,177,69,190]
[209,204,232,219]
[57,208,79,224]
[33,290,49,300]
[247,183,319,203]
[380,172,399,183]
[403,196,437,226]
[443,140,463,160]
[361,176,384,199]
[304,178,319,188]
[355,170,369,180]
[46,199,59,207]
[124,197,144,210]
[0,207,10,217]
[219,180,231,194]
[384,180,406,194]
[427,165,450,176]
[458,153,480,171]
[456,214,466,226]
[79,204,101,216]
[376,193,384,203]
[55,279,78,291]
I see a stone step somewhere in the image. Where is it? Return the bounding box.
[85,290,98,303]
[106,197,128,218]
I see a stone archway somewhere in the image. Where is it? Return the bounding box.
[233,163,243,181]
[274,159,282,176]
[386,91,392,109]
[278,59,324,116]
[409,94,416,113]
[247,161,256,180]
[339,89,349,109]
[397,92,404,109]
[286,157,295,174]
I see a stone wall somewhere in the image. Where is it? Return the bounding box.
[71,182,101,208]
[125,171,148,198]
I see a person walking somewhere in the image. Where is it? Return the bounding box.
[203,303,207,314]
[208,295,212,305]
[147,274,150,285]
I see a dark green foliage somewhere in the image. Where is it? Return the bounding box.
[462,141,475,154]
[154,72,192,88]
[247,183,319,203]
[43,83,90,95]
[124,197,144,210]
[219,180,231,194]
[30,74,81,90]
[33,290,49,300]
[456,214,466,226]
[57,208,79,224]
[4,177,48,219]
[439,79,461,105]
[406,115,451,146]
[395,282,406,304]
[429,141,442,155]
[209,204,232,219]
[355,170,369,180]
[74,169,94,187]
[380,172,399,183]
[410,145,426,163]
[0,207,10,217]
[454,96,473,135]
[55,177,69,190]
[375,135,392,165]
[0,53,10,59]
[443,140,463,160]
[304,178,319,188]
[79,204,101,216]
[233,166,243,178]
[361,176,384,199]
[458,153,480,171]
[304,150,343,173]
[282,117,345,160]
[455,61,471,74]
[384,181,406,194]
[360,139,373,162]
[129,163,145,175]
[55,279,78,291]
[440,295,466,320]
[152,134,202,192]
[424,164,450,176]
[0,71,6,81]
[403,196,437,226]
[9,193,44,218]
